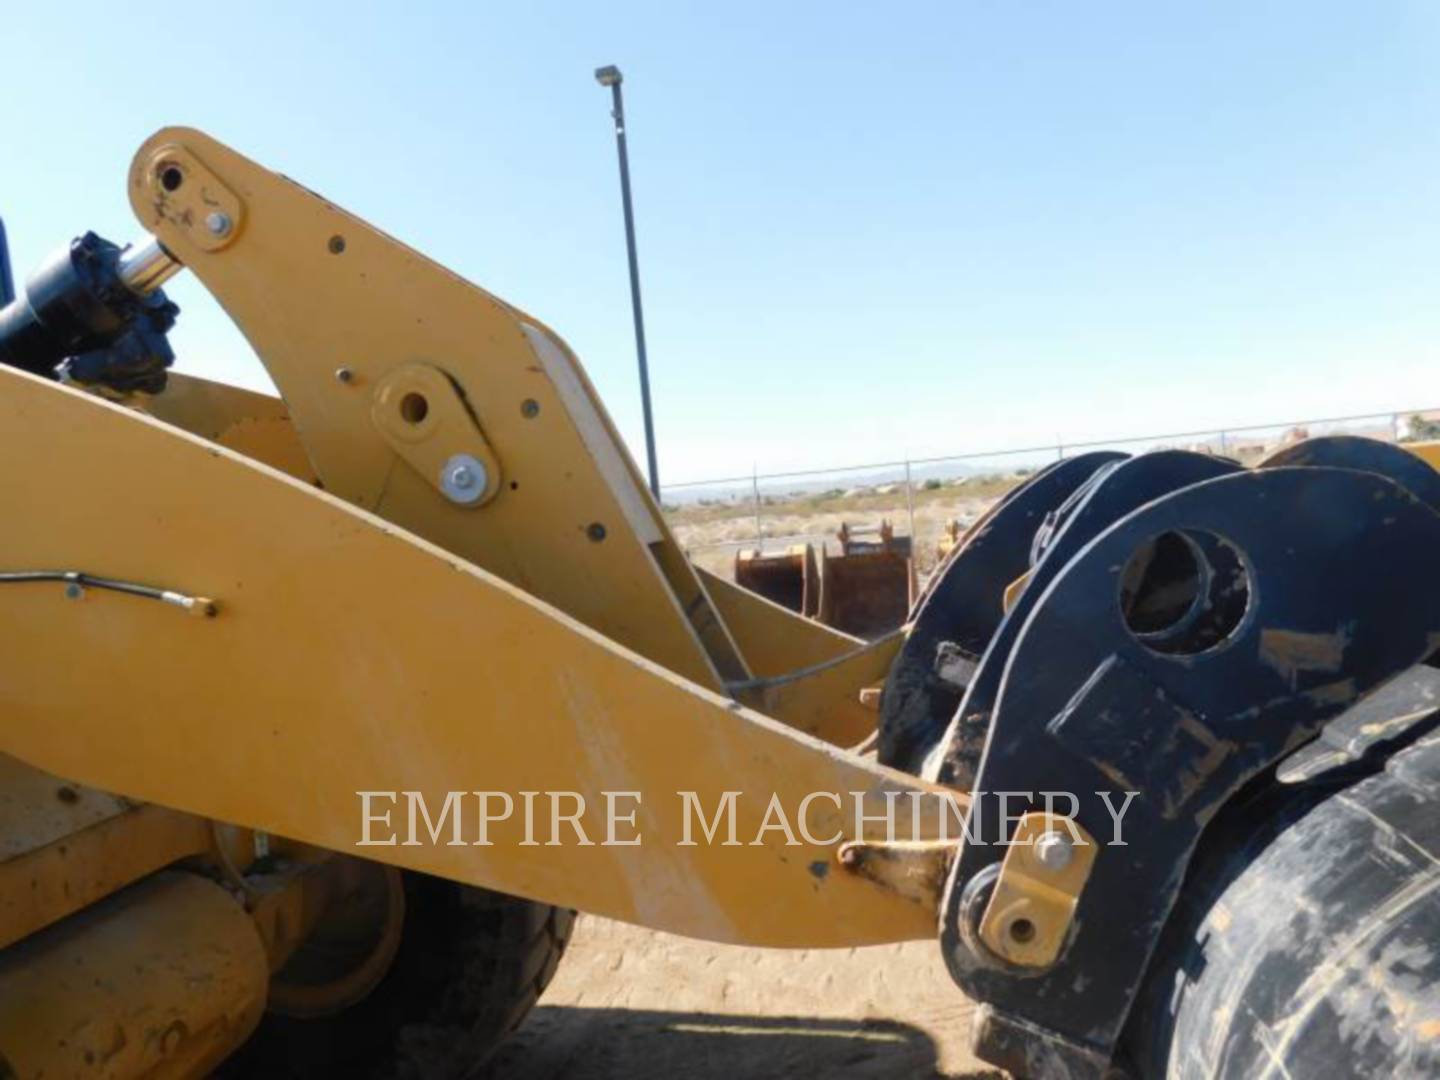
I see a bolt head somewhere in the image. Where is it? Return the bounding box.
[1033,831,1074,871]
[335,366,355,384]
[439,454,488,505]
[206,211,232,237]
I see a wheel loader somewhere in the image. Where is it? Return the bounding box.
[1,129,1437,1080]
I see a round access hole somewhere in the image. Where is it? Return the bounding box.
[1120,530,1251,656]
[159,165,184,192]
[399,392,429,425]
[1118,530,1203,636]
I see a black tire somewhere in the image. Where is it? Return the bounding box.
[1126,730,1440,1078]
[225,871,575,1078]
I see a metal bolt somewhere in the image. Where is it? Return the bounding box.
[64,583,83,600]
[587,522,607,542]
[439,454,488,505]
[205,211,232,237]
[521,399,540,419]
[1033,831,1074,871]
[335,366,355,384]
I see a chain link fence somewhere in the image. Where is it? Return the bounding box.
[660,408,1440,581]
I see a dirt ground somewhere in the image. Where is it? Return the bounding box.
[485,917,1001,1079]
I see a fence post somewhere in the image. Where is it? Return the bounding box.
[1392,413,1402,442]
[752,467,762,545]
[1219,429,1228,455]
[904,458,917,546]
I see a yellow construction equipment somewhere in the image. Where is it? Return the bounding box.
[936,517,964,562]
[0,129,1437,1079]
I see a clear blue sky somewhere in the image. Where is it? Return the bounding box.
[6,2,1440,484]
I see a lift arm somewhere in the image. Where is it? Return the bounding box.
[0,363,961,947]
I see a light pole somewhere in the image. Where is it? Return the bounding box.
[0,218,14,306]
[594,64,660,499]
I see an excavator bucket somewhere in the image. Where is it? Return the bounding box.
[817,520,917,638]
[733,543,819,617]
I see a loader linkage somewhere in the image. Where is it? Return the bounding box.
[1,129,1438,1080]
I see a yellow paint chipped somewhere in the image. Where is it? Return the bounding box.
[1259,628,1350,689]
[1303,679,1357,707]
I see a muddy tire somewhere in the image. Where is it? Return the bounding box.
[1126,730,1440,1078]
[225,871,575,1078]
